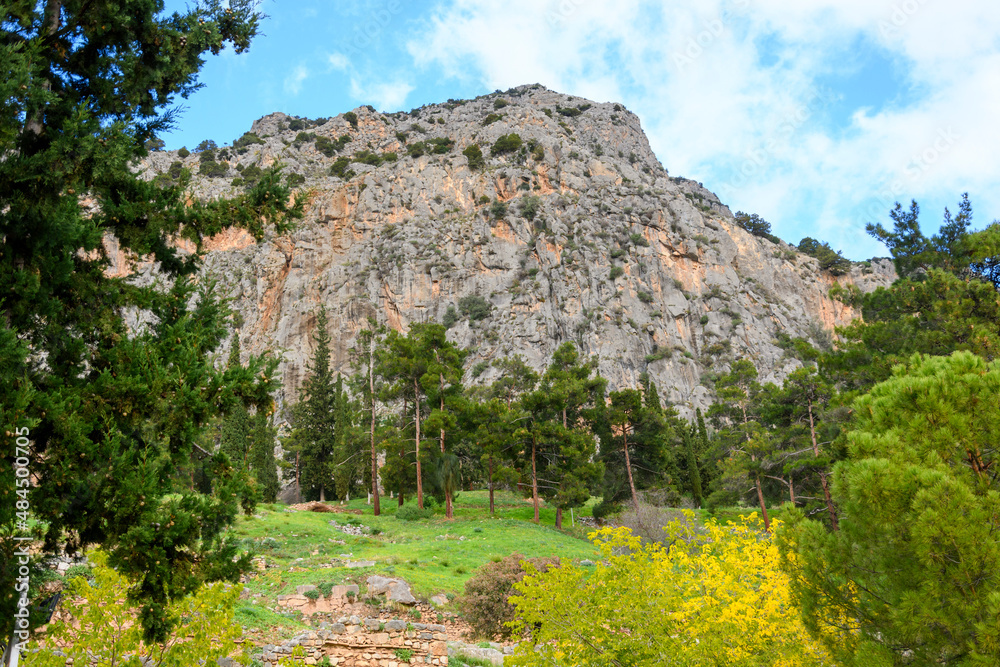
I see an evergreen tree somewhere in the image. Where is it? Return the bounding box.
[780,352,1000,664]
[708,360,772,530]
[421,325,468,519]
[0,0,303,644]
[682,427,703,508]
[288,308,338,502]
[218,334,257,513]
[350,320,387,515]
[599,389,672,513]
[250,411,279,503]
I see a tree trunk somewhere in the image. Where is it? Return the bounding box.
[414,379,423,509]
[808,400,838,530]
[440,377,452,520]
[623,430,640,513]
[370,339,380,516]
[555,506,563,529]
[531,436,539,524]
[488,453,495,515]
[319,486,325,502]
[755,475,771,531]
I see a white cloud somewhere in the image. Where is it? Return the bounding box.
[408,0,1000,258]
[327,52,350,71]
[283,64,309,96]
[349,79,415,111]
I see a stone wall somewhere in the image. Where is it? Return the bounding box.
[262,618,451,667]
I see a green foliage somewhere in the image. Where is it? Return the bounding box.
[234,131,265,150]
[286,172,306,187]
[458,553,559,640]
[396,503,434,521]
[733,210,773,238]
[489,200,508,220]
[329,157,354,179]
[177,146,191,158]
[0,0,303,644]
[609,266,624,280]
[519,195,541,221]
[343,111,359,128]
[493,99,509,109]
[491,134,522,156]
[459,295,493,321]
[463,144,485,170]
[556,106,582,117]
[394,649,415,661]
[315,134,351,157]
[199,159,229,177]
[797,237,851,275]
[637,291,653,304]
[482,113,503,126]
[781,352,1000,665]
[195,139,218,153]
[442,305,460,328]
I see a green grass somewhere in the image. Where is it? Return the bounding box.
[231,492,601,603]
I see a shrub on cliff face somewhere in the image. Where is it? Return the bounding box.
[459,553,560,640]
[463,144,485,170]
[491,133,522,156]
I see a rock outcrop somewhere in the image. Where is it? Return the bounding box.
[135,84,894,417]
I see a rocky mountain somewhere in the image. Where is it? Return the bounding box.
[134,84,894,417]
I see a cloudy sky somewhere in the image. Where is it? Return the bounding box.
[160,0,1000,260]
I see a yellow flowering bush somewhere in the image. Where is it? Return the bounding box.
[24,551,245,667]
[507,513,836,666]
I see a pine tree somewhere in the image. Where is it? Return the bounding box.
[0,1,304,645]
[709,360,771,530]
[682,427,703,508]
[351,320,387,515]
[780,352,1000,664]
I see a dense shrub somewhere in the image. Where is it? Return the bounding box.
[490,133,522,156]
[493,98,509,109]
[459,553,559,640]
[315,134,351,157]
[407,142,426,158]
[637,291,653,304]
[463,144,485,170]
[234,131,265,150]
[288,118,309,131]
[396,503,434,521]
[199,160,228,177]
[329,157,354,179]
[519,195,541,222]
[609,266,624,280]
[194,139,217,153]
[343,111,358,128]
[489,200,508,220]
[286,173,306,187]
[798,237,852,275]
[458,295,492,321]
[482,113,502,126]
[176,146,190,158]
[426,137,454,154]
[294,131,315,145]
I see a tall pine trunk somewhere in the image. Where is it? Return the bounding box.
[623,430,640,513]
[808,400,838,530]
[414,379,423,509]
[440,375,453,520]
[370,339,380,516]
[488,452,495,515]
[531,435,539,524]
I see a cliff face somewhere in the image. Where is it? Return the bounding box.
[137,84,894,415]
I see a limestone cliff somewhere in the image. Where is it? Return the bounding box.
[136,84,893,416]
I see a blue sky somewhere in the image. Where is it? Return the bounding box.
[160,0,1000,260]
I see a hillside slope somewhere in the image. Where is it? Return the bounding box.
[134,84,893,415]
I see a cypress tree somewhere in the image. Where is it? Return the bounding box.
[289,308,338,502]
[0,1,304,644]
[250,411,279,504]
